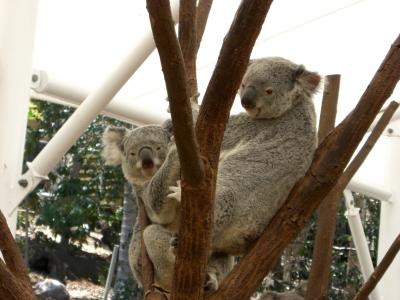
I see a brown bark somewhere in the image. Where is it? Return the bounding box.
[207,34,400,300]
[148,0,273,299]
[139,203,155,294]
[146,0,204,185]
[179,0,198,99]
[306,74,341,300]
[196,0,213,53]
[196,0,274,169]
[353,233,400,300]
[0,209,35,299]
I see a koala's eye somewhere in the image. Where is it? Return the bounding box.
[130,152,135,156]
[265,88,274,95]
[156,146,161,151]
[241,84,245,89]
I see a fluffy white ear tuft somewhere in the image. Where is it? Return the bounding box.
[296,66,321,95]
[102,126,127,166]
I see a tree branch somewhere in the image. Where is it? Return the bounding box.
[196,0,274,169]
[179,0,198,99]
[207,34,400,300]
[0,209,35,299]
[306,74,341,300]
[148,0,273,299]
[146,0,204,185]
[353,233,400,300]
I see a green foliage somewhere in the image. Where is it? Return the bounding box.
[24,100,130,248]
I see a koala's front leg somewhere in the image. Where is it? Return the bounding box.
[141,146,181,226]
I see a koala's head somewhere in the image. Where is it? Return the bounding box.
[102,125,171,187]
[239,57,321,119]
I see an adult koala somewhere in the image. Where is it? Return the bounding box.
[155,56,320,255]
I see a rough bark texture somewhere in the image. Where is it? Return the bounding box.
[148,0,273,299]
[0,209,35,299]
[207,34,400,300]
[147,0,204,185]
[306,74,341,300]
[353,233,400,300]
[196,0,274,170]
[179,0,198,99]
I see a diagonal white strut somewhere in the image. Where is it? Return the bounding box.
[10,0,180,215]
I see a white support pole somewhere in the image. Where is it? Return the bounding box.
[10,0,180,214]
[30,70,169,126]
[0,0,39,234]
[347,178,392,203]
[343,190,381,300]
[378,119,400,299]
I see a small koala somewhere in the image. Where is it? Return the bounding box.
[102,124,173,287]
[102,124,233,292]
[149,57,320,256]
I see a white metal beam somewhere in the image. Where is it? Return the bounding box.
[377,119,400,299]
[343,189,381,300]
[0,0,39,235]
[30,70,169,126]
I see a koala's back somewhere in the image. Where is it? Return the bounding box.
[212,99,316,254]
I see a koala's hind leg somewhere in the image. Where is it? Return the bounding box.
[143,224,176,291]
[128,220,143,287]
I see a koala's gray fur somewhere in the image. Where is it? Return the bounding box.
[147,57,320,256]
[102,124,173,287]
[102,124,233,292]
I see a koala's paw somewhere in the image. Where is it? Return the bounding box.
[204,272,218,292]
[169,234,179,256]
[167,180,181,202]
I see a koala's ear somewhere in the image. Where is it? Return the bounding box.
[161,119,174,140]
[294,65,321,94]
[102,126,127,166]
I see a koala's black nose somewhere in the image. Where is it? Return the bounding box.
[241,86,257,109]
[138,147,154,169]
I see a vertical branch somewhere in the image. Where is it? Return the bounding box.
[353,233,400,300]
[306,74,341,300]
[147,0,204,185]
[207,34,400,300]
[179,0,198,100]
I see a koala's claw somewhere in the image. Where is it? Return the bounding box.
[167,180,181,202]
[204,273,218,292]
